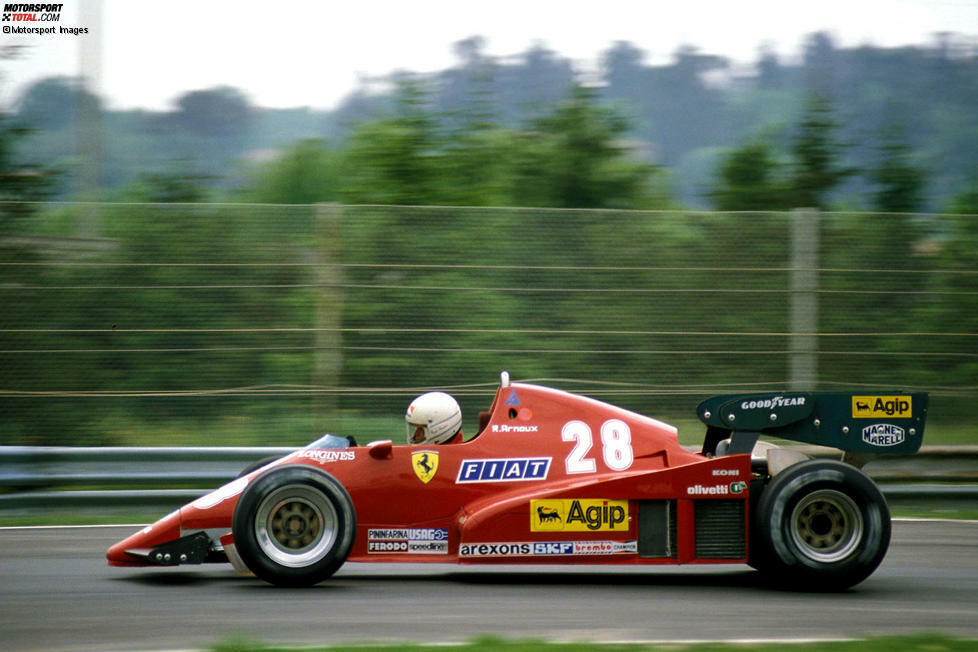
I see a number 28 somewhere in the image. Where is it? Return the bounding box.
[561,419,634,473]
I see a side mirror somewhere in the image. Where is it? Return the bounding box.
[368,440,393,460]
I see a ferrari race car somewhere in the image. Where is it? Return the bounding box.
[108,372,928,590]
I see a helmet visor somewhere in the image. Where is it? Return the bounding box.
[407,422,428,444]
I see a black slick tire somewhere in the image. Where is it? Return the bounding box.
[231,465,355,587]
[753,459,890,591]
[236,455,282,479]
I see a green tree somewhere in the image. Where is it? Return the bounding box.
[512,84,659,209]
[439,127,518,206]
[245,139,340,204]
[787,94,851,209]
[15,76,102,131]
[947,183,978,214]
[868,137,927,212]
[268,81,663,210]
[173,86,253,138]
[122,168,213,202]
[339,76,444,205]
[709,141,786,210]
[0,113,57,225]
[0,49,59,223]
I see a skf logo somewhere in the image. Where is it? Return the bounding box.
[852,396,912,419]
[530,499,628,532]
[412,450,438,484]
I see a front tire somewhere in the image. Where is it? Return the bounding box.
[232,465,355,587]
[752,459,890,591]
[236,455,282,479]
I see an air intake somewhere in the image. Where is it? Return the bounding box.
[694,500,746,559]
[638,500,677,558]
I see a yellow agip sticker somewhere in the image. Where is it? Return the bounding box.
[852,396,912,419]
[530,499,628,532]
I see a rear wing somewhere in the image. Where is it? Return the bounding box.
[697,391,928,457]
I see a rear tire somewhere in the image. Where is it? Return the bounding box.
[232,465,355,587]
[753,459,889,591]
[746,477,774,573]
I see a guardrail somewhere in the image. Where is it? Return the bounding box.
[0,446,294,516]
[1,446,976,516]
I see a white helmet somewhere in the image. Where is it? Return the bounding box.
[406,392,462,444]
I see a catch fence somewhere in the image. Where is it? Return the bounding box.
[1,203,975,447]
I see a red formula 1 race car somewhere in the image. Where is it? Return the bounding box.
[108,372,928,590]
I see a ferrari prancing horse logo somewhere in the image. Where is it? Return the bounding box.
[412,450,439,484]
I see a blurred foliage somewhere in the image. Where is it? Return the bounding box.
[710,97,929,213]
[14,76,102,131]
[6,33,978,209]
[1,202,975,447]
[122,169,215,203]
[170,86,253,138]
[0,114,59,227]
[710,141,787,211]
[868,136,927,213]
[251,80,666,210]
[785,94,853,210]
[947,184,978,215]
[1,36,976,447]
[244,139,339,204]
[514,85,659,209]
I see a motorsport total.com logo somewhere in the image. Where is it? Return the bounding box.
[2,3,88,35]
[3,3,62,20]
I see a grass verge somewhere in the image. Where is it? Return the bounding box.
[205,633,976,652]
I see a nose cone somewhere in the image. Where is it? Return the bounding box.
[106,509,182,566]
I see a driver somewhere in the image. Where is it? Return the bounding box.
[405,391,463,444]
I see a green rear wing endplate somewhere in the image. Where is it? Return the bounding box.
[697,391,928,456]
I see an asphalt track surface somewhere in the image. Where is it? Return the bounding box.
[2,519,977,652]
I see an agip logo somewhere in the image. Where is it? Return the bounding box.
[530,499,628,532]
[852,396,912,419]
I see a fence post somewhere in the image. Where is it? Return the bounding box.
[76,0,104,239]
[790,208,819,390]
[314,203,344,422]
